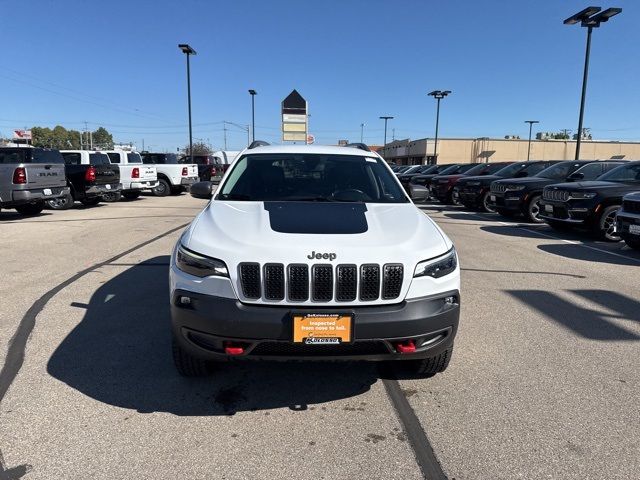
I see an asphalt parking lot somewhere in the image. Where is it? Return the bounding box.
[1,194,639,480]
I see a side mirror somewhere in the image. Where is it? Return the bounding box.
[190,181,213,199]
[515,171,528,178]
[567,172,584,181]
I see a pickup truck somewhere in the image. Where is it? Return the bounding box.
[0,147,70,216]
[44,150,122,209]
[104,150,158,199]
[140,152,198,196]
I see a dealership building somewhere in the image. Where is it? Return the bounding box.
[379,137,640,165]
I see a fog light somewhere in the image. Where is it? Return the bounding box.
[179,296,191,305]
[444,296,456,305]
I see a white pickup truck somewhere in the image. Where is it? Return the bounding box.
[105,150,158,199]
[140,152,198,196]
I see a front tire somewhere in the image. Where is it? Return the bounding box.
[525,195,543,223]
[15,201,44,216]
[172,337,212,377]
[480,191,496,213]
[46,193,74,210]
[598,205,621,242]
[153,179,171,197]
[403,347,453,377]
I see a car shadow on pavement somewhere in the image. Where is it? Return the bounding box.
[537,243,640,266]
[506,289,640,341]
[47,257,378,416]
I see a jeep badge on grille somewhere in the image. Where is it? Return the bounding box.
[307,251,337,261]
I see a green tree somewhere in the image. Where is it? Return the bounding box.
[182,141,213,156]
[92,127,114,149]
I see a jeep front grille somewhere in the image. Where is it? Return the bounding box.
[543,189,570,202]
[491,183,507,193]
[237,262,404,303]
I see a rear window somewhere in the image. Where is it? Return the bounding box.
[127,153,142,163]
[0,149,28,164]
[90,153,110,165]
[62,152,81,165]
[107,152,120,163]
[33,149,64,164]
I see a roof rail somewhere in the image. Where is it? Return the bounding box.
[248,140,270,149]
[343,143,371,152]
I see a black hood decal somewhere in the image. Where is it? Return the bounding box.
[264,202,368,234]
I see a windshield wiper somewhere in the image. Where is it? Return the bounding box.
[218,193,252,201]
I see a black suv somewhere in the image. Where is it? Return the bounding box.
[431,162,513,205]
[408,164,459,202]
[616,192,640,249]
[489,160,624,223]
[397,164,439,192]
[540,161,640,241]
[458,161,550,212]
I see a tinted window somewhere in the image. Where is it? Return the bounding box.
[33,149,64,164]
[403,165,423,174]
[525,162,552,176]
[107,152,120,163]
[438,165,460,175]
[452,164,478,174]
[420,165,438,174]
[603,162,625,172]
[89,153,110,165]
[127,153,142,163]
[0,149,27,164]
[219,154,409,203]
[598,163,640,182]
[62,152,81,165]
[573,162,602,180]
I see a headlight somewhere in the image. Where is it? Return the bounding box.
[176,244,229,278]
[414,247,458,279]
[467,181,481,186]
[569,192,597,200]
[506,185,525,191]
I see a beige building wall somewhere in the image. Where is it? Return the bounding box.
[381,138,640,164]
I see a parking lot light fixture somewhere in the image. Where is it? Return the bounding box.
[379,116,394,158]
[178,44,197,163]
[563,6,622,160]
[525,120,540,161]
[360,123,365,143]
[248,90,257,143]
[427,90,452,164]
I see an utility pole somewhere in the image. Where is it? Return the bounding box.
[360,123,365,143]
[379,116,394,159]
[427,90,452,164]
[525,120,539,161]
[392,128,396,141]
[223,122,228,150]
[561,129,571,139]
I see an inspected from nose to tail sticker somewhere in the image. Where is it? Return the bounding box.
[292,313,353,344]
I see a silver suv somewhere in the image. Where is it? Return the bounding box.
[0,147,70,216]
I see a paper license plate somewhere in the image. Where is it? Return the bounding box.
[292,313,353,344]
[490,195,496,202]
[630,224,640,235]
[545,204,553,213]
[43,188,52,196]
[105,184,111,190]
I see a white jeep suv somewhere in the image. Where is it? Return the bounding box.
[170,142,460,376]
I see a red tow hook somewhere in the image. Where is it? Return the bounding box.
[224,342,244,355]
[395,339,416,354]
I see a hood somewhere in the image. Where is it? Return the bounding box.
[434,174,464,182]
[494,176,552,186]
[459,174,501,185]
[185,201,451,267]
[546,180,627,191]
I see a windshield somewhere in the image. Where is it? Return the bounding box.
[89,153,110,165]
[438,164,460,175]
[420,165,438,174]
[127,153,142,164]
[494,162,527,177]
[598,163,640,183]
[403,165,423,174]
[218,153,409,203]
[451,164,477,174]
[535,162,576,180]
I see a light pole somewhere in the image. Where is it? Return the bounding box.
[564,6,622,160]
[379,116,393,158]
[178,44,197,163]
[427,90,451,164]
[525,120,539,161]
[360,123,365,143]
[248,89,257,143]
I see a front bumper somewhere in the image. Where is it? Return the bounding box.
[488,191,525,211]
[616,211,640,241]
[459,188,483,206]
[539,199,596,224]
[171,289,460,361]
[6,186,70,206]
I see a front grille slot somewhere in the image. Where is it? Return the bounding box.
[288,264,309,301]
[543,189,570,202]
[382,264,403,300]
[239,263,261,299]
[312,265,333,301]
[263,264,285,300]
[360,264,380,301]
[336,264,357,301]
[491,183,506,193]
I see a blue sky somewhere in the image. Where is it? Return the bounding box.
[1,0,638,151]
